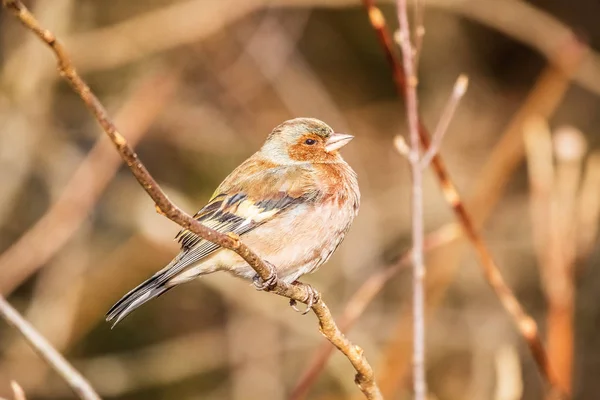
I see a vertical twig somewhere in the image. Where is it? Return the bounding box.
[394,1,467,398]
[361,1,572,397]
[0,296,101,400]
[394,0,426,395]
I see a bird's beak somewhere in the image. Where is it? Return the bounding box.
[325,133,354,152]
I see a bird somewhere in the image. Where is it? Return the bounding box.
[106,117,360,327]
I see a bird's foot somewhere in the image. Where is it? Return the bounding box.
[252,261,278,291]
[289,282,320,315]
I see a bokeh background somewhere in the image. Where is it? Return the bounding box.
[1,0,599,399]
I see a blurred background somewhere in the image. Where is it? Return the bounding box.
[0,0,599,399]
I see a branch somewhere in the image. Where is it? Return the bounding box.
[361,0,566,397]
[419,74,468,168]
[1,1,381,398]
[0,296,100,400]
[395,0,428,398]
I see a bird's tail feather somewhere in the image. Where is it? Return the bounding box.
[106,276,171,328]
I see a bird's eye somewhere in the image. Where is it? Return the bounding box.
[304,139,316,145]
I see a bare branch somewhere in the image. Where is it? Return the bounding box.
[361,0,566,397]
[395,0,428,397]
[0,296,101,400]
[1,1,381,398]
[419,74,469,168]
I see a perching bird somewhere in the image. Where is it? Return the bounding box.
[106,117,360,326]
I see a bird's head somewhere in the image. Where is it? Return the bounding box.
[260,117,354,164]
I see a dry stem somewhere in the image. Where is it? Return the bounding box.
[419,75,469,168]
[394,0,426,396]
[377,62,577,399]
[1,1,381,398]
[395,0,466,398]
[361,0,565,397]
[0,296,100,400]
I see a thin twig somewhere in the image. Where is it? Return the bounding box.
[396,0,428,397]
[375,57,579,398]
[361,0,565,397]
[1,1,381,398]
[377,64,577,399]
[419,75,469,168]
[0,296,101,400]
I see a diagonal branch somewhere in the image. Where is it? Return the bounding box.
[1,1,381,399]
[361,0,565,397]
[0,295,101,400]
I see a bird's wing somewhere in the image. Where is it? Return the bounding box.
[156,158,315,286]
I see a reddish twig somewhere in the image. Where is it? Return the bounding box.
[361,0,565,397]
[1,1,382,398]
[377,62,578,399]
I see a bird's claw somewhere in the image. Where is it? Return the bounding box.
[252,262,277,291]
[289,283,320,315]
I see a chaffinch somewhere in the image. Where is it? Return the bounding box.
[107,117,360,326]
